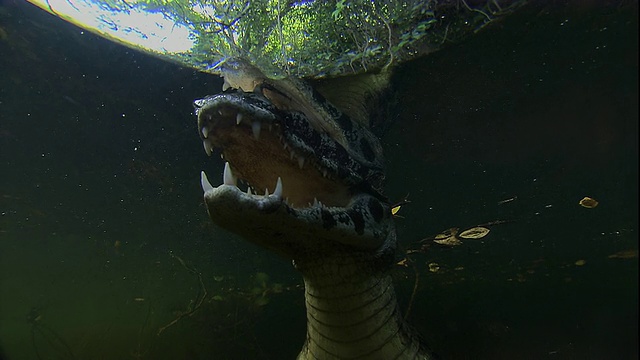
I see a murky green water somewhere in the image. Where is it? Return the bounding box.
[1,1,637,359]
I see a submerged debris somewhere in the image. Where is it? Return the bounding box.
[433,236,463,246]
[391,194,411,218]
[458,227,490,239]
[432,227,462,246]
[579,196,599,208]
[431,226,490,246]
[396,258,409,267]
[607,250,638,259]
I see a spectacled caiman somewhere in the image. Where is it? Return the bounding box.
[195,59,435,360]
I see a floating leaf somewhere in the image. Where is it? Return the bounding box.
[459,227,490,239]
[608,250,638,259]
[574,259,587,266]
[435,227,459,239]
[391,194,410,217]
[579,196,598,208]
[433,236,462,246]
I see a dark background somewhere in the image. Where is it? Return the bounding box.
[1,1,637,359]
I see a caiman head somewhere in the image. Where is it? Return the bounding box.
[194,58,396,263]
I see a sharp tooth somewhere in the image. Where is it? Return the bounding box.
[201,126,209,138]
[203,139,212,156]
[297,156,305,169]
[322,169,327,177]
[252,121,261,139]
[223,162,237,186]
[313,198,318,207]
[247,187,252,195]
[264,188,269,196]
[222,79,230,91]
[273,177,283,198]
[200,171,214,193]
[236,113,243,125]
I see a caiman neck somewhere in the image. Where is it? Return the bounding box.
[294,251,431,360]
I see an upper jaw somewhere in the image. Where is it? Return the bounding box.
[194,89,358,208]
[193,71,395,256]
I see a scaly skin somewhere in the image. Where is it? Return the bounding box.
[297,252,430,360]
[195,58,434,359]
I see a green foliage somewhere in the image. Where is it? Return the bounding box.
[90,0,525,78]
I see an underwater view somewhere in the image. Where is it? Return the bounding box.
[0,1,637,359]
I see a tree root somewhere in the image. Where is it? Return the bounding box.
[157,251,207,336]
